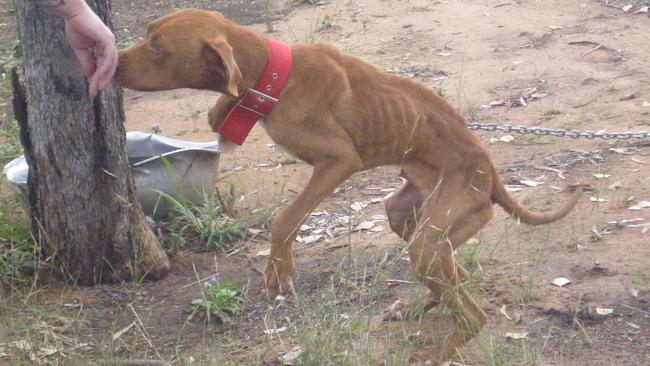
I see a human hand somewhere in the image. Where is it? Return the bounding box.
[63,4,117,97]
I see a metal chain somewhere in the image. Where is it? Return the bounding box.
[467,122,649,140]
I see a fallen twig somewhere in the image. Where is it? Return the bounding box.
[178,271,219,290]
[385,279,417,284]
[95,359,172,366]
[583,44,603,56]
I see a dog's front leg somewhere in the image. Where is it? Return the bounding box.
[264,158,361,299]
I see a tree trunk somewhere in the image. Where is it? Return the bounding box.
[12,0,169,285]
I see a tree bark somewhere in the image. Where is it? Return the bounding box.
[12,0,169,285]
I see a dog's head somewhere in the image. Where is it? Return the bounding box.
[115,9,242,97]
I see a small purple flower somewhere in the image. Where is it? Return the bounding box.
[204,273,220,287]
[151,123,162,134]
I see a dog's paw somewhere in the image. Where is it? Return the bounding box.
[263,257,294,301]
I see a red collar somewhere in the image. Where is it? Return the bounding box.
[217,39,293,145]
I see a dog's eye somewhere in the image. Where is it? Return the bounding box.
[148,34,163,55]
[149,41,162,54]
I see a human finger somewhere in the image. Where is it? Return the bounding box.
[72,47,96,78]
[90,43,118,96]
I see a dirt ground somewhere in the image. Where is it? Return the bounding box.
[2,0,650,365]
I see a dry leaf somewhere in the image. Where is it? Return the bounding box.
[256,249,271,257]
[264,326,288,335]
[551,277,571,287]
[370,226,385,232]
[336,216,350,225]
[37,346,59,358]
[608,180,622,190]
[500,305,512,320]
[299,225,313,232]
[355,221,376,231]
[609,147,629,154]
[505,331,528,340]
[596,307,614,316]
[300,235,324,244]
[520,180,542,187]
[629,201,650,211]
[505,185,524,192]
[350,202,369,211]
[280,346,303,365]
[112,321,136,341]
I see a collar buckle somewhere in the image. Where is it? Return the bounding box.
[237,88,279,118]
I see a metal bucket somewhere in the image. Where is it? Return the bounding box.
[2,132,221,219]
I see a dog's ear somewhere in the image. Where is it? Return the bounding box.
[203,37,242,97]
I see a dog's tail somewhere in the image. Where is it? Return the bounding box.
[491,167,587,225]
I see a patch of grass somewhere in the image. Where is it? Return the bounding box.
[0,40,21,78]
[161,186,243,252]
[292,302,373,364]
[0,119,22,165]
[467,332,546,366]
[512,270,538,305]
[289,6,337,44]
[188,278,244,324]
[0,201,38,294]
[0,42,22,164]
[553,113,586,130]
[456,237,484,287]
[319,14,334,31]
[435,80,446,97]
[630,268,650,290]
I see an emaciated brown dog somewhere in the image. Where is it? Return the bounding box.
[115,9,585,364]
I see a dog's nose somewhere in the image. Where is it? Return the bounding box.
[114,52,128,83]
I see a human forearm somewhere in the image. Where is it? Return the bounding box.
[36,0,92,20]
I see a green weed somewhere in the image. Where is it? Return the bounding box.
[0,119,22,164]
[0,202,37,293]
[188,279,244,324]
[161,187,243,252]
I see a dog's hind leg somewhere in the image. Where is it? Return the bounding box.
[384,172,470,321]
[405,173,494,364]
[384,176,433,320]
[383,160,495,362]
